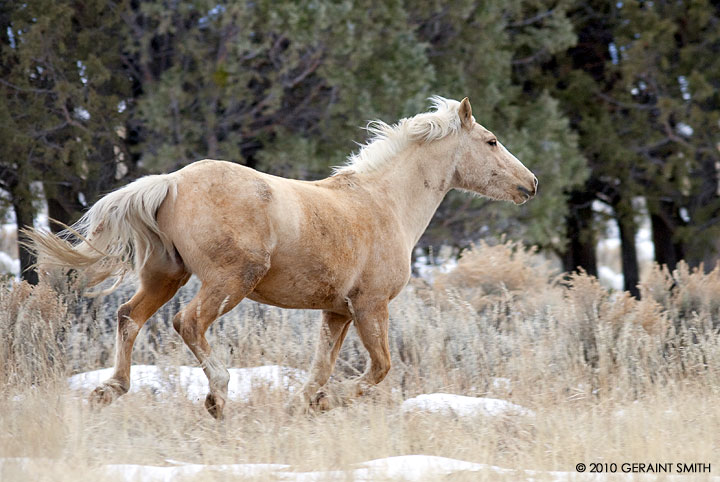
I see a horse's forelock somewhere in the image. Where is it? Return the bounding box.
[333,96,462,175]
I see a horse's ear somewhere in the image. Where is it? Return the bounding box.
[459,97,473,129]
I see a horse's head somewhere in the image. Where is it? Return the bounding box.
[452,98,537,205]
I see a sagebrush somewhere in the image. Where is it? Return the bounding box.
[1,241,719,479]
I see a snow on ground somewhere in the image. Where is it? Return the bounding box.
[598,265,624,291]
[491,376,512,392]
[401,393,535,417]
[352,455,506,481]
[0,194,49,278]
[275,455,508,481]
[7,369,711,481]
[2,455,716,481]
[413,245,458,283]
[594,198,655,291]
[0,251,19,277]
[69,366,532,418]
[67,365,307,402]
[104,461,290,481]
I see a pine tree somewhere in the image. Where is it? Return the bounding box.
[0,0,130,282]
[546,0,720,294]
[121,0,589,256]
[411,0,588,253]
[538,1,623,283]
[606,0,720,270]
[123,0,433,177]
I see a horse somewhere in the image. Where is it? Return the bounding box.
[26,97,537,419]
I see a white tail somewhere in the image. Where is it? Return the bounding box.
[24,174,177,293]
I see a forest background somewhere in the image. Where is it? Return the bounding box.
[2,0,720,298]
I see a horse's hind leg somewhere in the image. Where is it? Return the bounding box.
[172,279,254,420]
[90,269,188,405]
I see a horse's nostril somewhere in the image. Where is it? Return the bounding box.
[517,185,532,198]
[533,176,538,188]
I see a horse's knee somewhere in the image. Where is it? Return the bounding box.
[117,302,135,328]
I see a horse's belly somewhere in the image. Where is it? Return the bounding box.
[248,269,347,311]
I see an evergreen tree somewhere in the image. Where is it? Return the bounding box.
[123,0,588,255]
[606,0,720,270]
[7,0,717,289]
[0,0,130,283]
[545,0,720,296]
[124,0,433,177]
[538,1,622,283]
[411,0,588,253]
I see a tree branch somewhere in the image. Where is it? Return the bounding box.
[508,8,556,28]
[595,91,658,111]
[0,78,54,94]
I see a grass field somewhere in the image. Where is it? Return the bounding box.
[1,241,719,480]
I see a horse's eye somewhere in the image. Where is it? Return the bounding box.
[487,139,497,147]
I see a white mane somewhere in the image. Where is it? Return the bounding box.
[333,96,463,175]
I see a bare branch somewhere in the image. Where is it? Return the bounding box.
[0,78,54,94]
[595,91,658,111]
[512,48,548,65]
[508,9,556,28]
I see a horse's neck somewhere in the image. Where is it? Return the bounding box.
[363,139,455,248]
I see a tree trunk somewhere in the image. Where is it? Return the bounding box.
[616,211,640,298]
[650,200,685,271]
[687,155,720,271]
[13,198,38,285]
[45,182,85,234]
[562,191,598,277]
[44,142,119,234]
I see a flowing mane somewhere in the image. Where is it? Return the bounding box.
[333,96,464,175]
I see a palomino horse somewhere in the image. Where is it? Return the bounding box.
[27,97,537,419]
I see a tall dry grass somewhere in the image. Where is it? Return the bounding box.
[1,240,719,480]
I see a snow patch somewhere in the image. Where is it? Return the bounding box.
[676,122,693,137]
[598,265,624,291]
[355,455,501,479]
[0,251,19,277]
[413,246,458,283]
[68,365,307,402]
[4,455,717,481]
[401,393,534,417]
[104,462,289,481]
[491,376,512,392]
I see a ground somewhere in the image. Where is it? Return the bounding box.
[1,242,719,481]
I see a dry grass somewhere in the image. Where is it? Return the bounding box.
[1,241,720,480]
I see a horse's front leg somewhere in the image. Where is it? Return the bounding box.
[292,311,351,412]
[348,301,391,398]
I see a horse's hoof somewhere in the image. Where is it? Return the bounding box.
[89,381,126,407]
[310,391,332,412]
[205,393,225,420]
